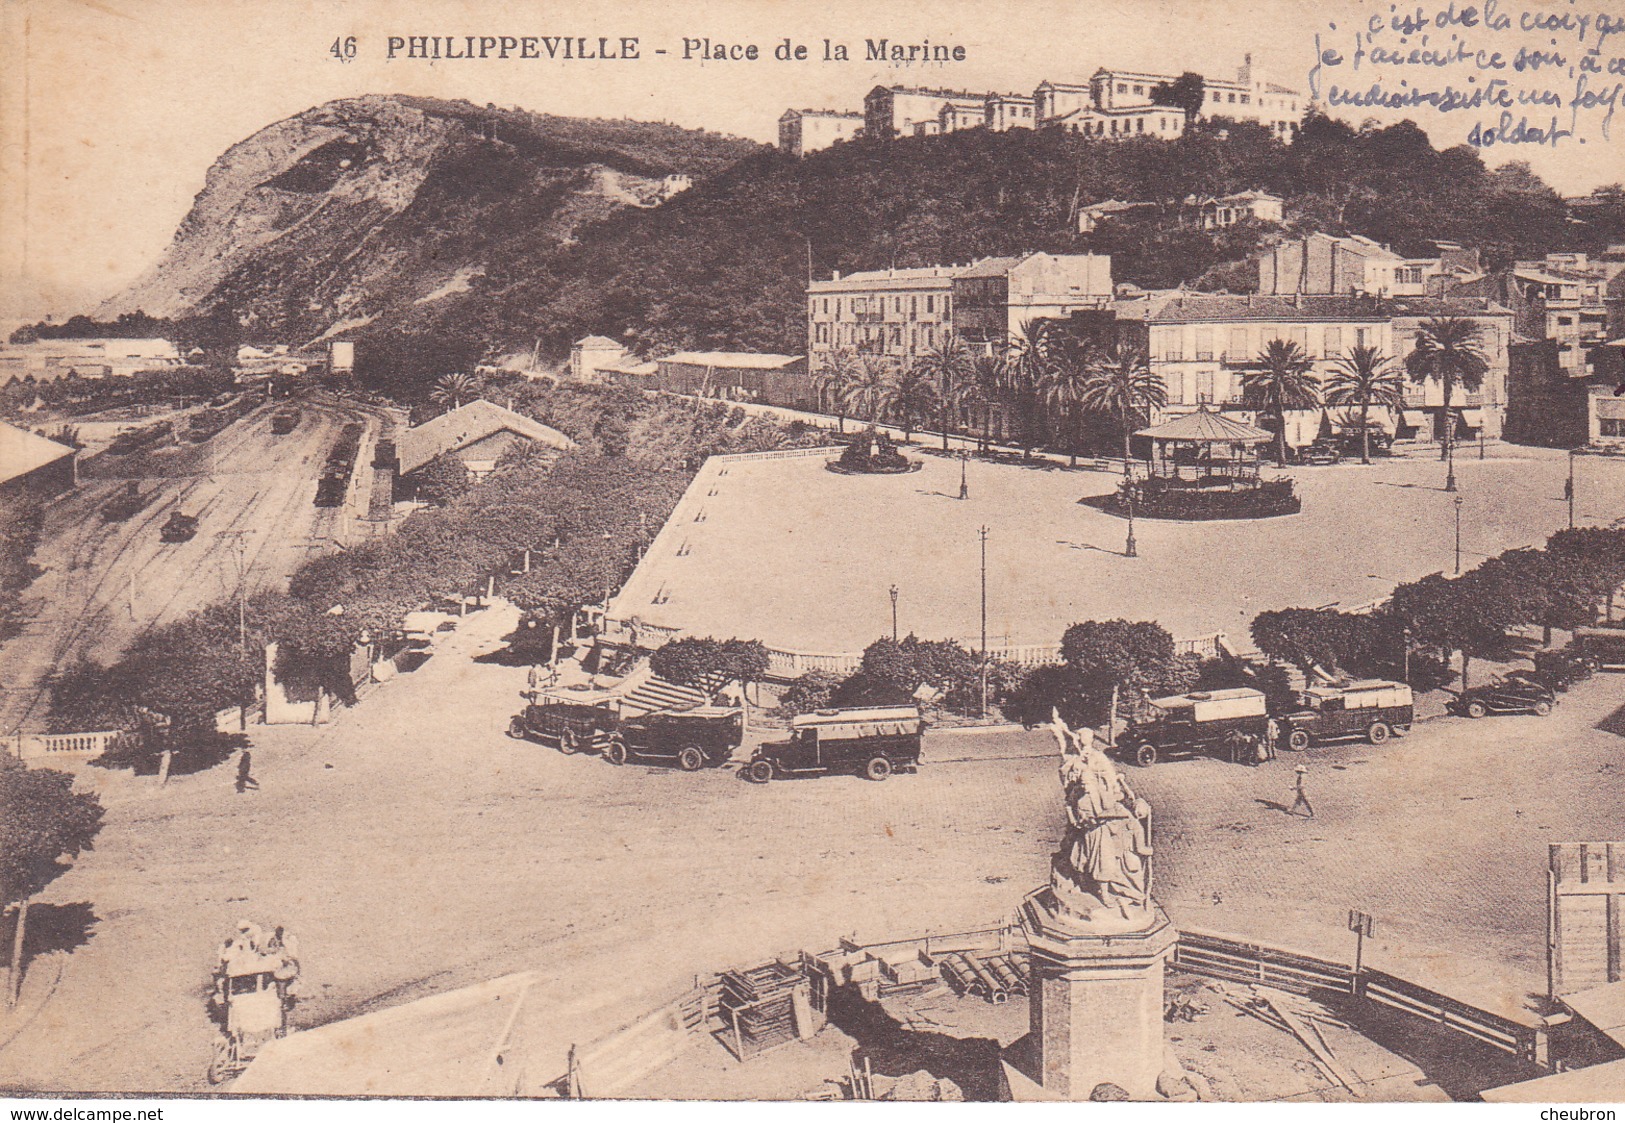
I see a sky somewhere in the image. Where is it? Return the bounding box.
[2,0,1621,323]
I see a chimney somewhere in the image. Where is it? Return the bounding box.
[832,270,841,281]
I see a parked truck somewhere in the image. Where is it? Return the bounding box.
[746,705,925,783]
[1116,688,1270,767]
[1275,679,1413,749]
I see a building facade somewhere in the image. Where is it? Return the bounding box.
[1117,292,1511,448]
[863,86,986,141]
[806,254,1114,371]
[1037,56,1302,140]
[778,109,864,156]
[1259,234,1479,298]
[654,352,811,407]
[1184,191,1284,230]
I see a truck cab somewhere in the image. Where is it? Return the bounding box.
[1277,679,1413,749]
[747,705,924,783]
[1118,687,1270,767]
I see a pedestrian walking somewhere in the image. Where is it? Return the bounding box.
[1289,763,1314,818]
[235,749,259,794]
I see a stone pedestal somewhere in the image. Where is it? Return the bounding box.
[1015,886,1177,1100]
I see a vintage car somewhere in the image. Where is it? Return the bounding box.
[1452,672,1556,718]
[1275,679,1413,749]
[1116,688,1271,767]
[159,510,199,542]
[1298,440,1343,466]
[1338,426,1394,457]
[603,706,745,770]
[1575,627,1625,673]
[508,695,619,752]
[746,705,924,783]
[1529,646,1599,690]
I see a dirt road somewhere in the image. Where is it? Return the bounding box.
[0,394,396,734]
[1,601,1617,1094]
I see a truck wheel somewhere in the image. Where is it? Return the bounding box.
[507,718,526,740]
[1367,721,1391,745]
[677,745,705,772]
[1133,743,1158,768]
[1533,699,1554,717]
[1286,728,1311,752]
[559,728,579,754]
[745,759,774,784]
[605,740,627,766]
[864,756,893,781]
[1465,699,1487,719]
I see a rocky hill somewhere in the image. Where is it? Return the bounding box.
[97,95,764,343]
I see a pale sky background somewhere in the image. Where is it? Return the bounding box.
[2,0,1621,323]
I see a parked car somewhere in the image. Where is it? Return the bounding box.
[1575,627,1625,673]
[159,510,199,543]
[1298,440,1342,466]
[746,706,924,782]
[1529,646,1598,690]
[1275,679,1413,749]
[508,696,618,752]
[1116,688,1270,767]
[1338,427,1393,457]
[603,706,745,771]
[1452,673,1556,719]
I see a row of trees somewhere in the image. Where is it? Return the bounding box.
[808,314,1491,475]
[1252,527,1625,689]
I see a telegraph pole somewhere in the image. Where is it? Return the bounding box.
[1453,495,1464,576]
[979,526,990,717]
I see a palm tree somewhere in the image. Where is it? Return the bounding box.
[843,353,894,423]
[1038,343,1096,467]
[1242,340,1322,467]
[813,348,860,433]
[1078,344,1167,477]
[916,334,972,449]
[1404,316,1488,492]
[431,372,482,411]
[887,361,939,444]
[1325,345,1406,464]
[958,345,1005,452]
[1005,320,1054,460]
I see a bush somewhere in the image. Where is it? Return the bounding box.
[776,670,842,716]
[835,428,911,473]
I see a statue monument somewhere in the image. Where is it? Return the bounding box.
[1006,711,1179,1100]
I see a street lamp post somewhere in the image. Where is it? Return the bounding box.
[1402,626,1412,684]
[1568,448,1577,529]
[1453,495,1464,576]
[959,450,969,501]
[889,584,899,642]
[1124,467,1138,558]
[1445,430,1457,493]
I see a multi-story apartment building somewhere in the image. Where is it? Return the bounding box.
[985,93,1037,131]
[1450,253,1617,378]
[1114,292,1511,448]
[805,253,1115,371]
[777,109,864,156]
[1258,234,1481,298]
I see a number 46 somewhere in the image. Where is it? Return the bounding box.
[330,36,357,61]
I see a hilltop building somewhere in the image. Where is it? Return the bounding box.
[777,109,864,156]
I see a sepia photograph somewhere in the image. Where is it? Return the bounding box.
[1,0,1623,1110]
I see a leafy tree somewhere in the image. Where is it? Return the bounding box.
[776,670,841,716]
[1059,619,1196,715]
[0,497,43,645]
[1387,572,1513,688]
[1546,527,1625,622]
[1,764,104,1003]
[648,636,770,692]
[853,635,985,713]
[1151,72,1207,123]
[1404,317,1488,491]
[1242,340,1321,467]
[1078,344,1166,476]
[1324,345,1405,464]
[416,453,472,505]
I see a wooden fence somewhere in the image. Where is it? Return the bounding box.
[564,976,721,1099]
[1173,929,1549,1068]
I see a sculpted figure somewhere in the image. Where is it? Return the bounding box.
[1048,709,1154,923]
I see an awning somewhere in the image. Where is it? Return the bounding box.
[1458,408,1485,431]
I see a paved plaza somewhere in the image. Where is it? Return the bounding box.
[610,445,1624,652]
[2,599,1619,1092]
